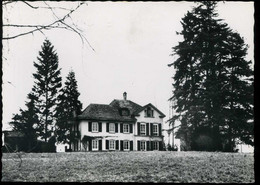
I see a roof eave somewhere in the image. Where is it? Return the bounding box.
[77,117,136,123]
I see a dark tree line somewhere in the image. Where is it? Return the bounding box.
[10,39,82,150]
[169,2,253,152]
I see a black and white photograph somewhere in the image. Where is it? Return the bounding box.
[2,1,254,183]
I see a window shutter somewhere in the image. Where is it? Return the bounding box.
[120,140,123,151]
[99,140,102,151]
[137,141,140,151]
[115,123,118,133]
[159,124,162,136]
[150,123,153,136]
[106,123,109,132]
[130,141,133,151]
[159,141,163,151]
[99,122,102,132]
[146,123,149,136]
[89,140,92,151]
[116,140,119,150]
[106,140,109,150]
[137,122,140,135]
[151,141,154,151]
[120,123,123,133]
[89,122,92,132]
[146,141,150,151]
[130,124,133,133]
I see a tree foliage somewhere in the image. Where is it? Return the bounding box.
[55,70,82,145]
[169,2,253,151]
[32,39,62,142]
[9,93,39,151]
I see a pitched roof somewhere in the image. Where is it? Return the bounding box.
[134,103,166,118]
[78,99,165,122]
[78,103,136,122]
[109,99,142,115]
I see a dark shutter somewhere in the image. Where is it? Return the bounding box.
[115,123,118,133]
[120,140,123,151]
[89,140,92,151]
[99,140,102,151]
[120,123,123,133]
[99,122,102,132]
[146,123,149,136]
[106,140,109,150]
[89,122,92,132]
[159,141,163,151]
[116,140,119,150]
[150,123,153,136]
[151,141,154,151]
[146,141,150,151]
[130,141,133,151]
[159,124,162,136]
[106,123,109,132]
[137,141,140,151]
[137,122,140,135]
[130,124,133,133]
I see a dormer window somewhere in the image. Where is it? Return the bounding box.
[120,108,130,116]
[145,107,154,117]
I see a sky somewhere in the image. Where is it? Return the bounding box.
[2,1,254,132]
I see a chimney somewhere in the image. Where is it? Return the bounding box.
[123,92,127,100]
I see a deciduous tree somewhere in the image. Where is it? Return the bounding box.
[10,93,39,151]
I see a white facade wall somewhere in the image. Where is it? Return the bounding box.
[134,108,164,151]
[56,143,69,152]
[236,143,254,153]
[135,108,163,137]
[78,121,136,151]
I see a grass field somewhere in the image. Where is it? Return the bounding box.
[2,151,254,183]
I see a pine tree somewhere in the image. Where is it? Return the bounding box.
[32,39,62,142]
[10,93,39,151]
[169,2,254,151]
[55,70,82,145]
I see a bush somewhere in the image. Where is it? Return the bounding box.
[166,144,178,151]
[195,135,213,151]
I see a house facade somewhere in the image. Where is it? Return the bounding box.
[71,92,165,151]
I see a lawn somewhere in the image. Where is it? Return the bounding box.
[2,151,254,183]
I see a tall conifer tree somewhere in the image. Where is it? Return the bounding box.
[169,2,253,151]
[55,70,82,145]
[32,39,62,142]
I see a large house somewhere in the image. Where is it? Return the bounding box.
[70,92,165,152]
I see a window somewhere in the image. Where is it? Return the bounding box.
[140,141,146,151]
[121,108,129,116]
[92,140,98,150]
[145,107,154,117]
[153,141,159,150]
[92,122,98,132]
[123,124,129,133]
[109,123,115,133]
[109,140,115,150]
[153,124,158,136]
[140,123,146,135]
[123,141,130,150]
